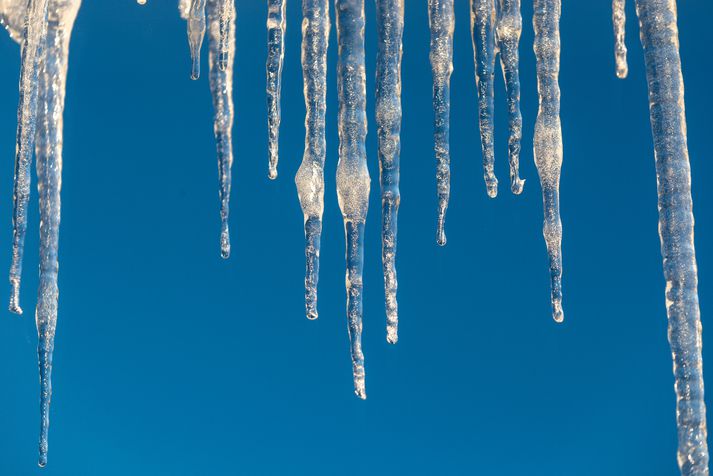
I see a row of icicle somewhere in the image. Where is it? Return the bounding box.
[0,0,708,473]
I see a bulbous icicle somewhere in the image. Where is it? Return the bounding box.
[635,1,709,474]
[470,0,498,197]
[533,0,564,323]
[187,0,207,79]
[295,0,329,320]
[335,0,369,400]
[495,0,524,194]
[427,0,453,246]
[9,0,50,315]
[266,0,286,179]
[207,0,235,259]
[33,0,81,466]
[375,0,403,344]
[613,0,628,79]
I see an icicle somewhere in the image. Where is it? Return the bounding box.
[427,0,453,246]
[34,0,81,466]
[335,0,369,399]
[495,0,524,194]
[206,0,235,259]
[612,0,627,79]
[295,0,329,320]
[470,0,498,198]
[635,1,709,473]
[266,0,286,179]
[9,0,50,315]
[375,0,403,344]
[187,0,207,79]
[216,0,232,71]
[532,0,563,323]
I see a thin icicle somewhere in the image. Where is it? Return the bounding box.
[635,1,709,473]
[207,0,235,259]
[34,0,81,466]
[470,0,498,198]
[613,0,627,79]
[427,0,453,246]
[375,0,403,344]
[9,0,50,315]
[532,0,563,323]
[266,0,286,179]
[216,0,233,71]
[187,0,207,79]
[495,0,524,194]
[335,0,369,399]
[295,0,329,320]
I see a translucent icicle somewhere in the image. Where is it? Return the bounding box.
[532,0,563,323]
[187,0,207,79]
[216,0,232,71]
[295,0,329,320]
[612,0,627,79]
[9,0,50,315]
[470,0,498,197]
[375,0,403,344]
[34,0,81,466]
[335,0,369,399]
[207,0,235,259]
[635,1,709,473]
[427,0,453,246]
[495,0,524,194]
[266,0,286,179]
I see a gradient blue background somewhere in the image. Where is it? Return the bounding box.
[1,1,712,475]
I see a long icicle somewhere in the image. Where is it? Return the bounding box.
[635,1,709,473]
[295,0,329,320]
[335,0,370,399]
[612,0,628,79]
[470,0,498,197]
[532,0,563,323]
[187,0,207,79]
[266,0,286,179]
[495,0,524,194]
[375,0,403,344]
[34,0,81,466]
[9,0,50,315]
[427,0,453,246]
[207,0,235,259]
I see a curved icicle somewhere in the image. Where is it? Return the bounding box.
[266,0,286,179]
[295,0,329,320]
[207,0,235,259]
[495,0,524,194]
[532,0,563,323]
[9,0,50,315]
[470,0,498,198]
[427,0,453,246]
[375,0,403,344]
[635,1,709,473]
[612,0,628,79]
[187,0,207,79]
[335,0,369,400]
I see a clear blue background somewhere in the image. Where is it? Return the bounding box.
[1,1,712,475]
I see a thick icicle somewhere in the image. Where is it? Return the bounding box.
[636,1,709,474]
[266,0,286,179]
[295,0,329,320]
[495,0,524,194]
[335,0,369,399]
[187,0,207,79]
[9,0,50,315]
[375,0,403,344]
[34,0,81,466]
[612,0,627,79]
[532,0,563,323]
[427,0,453,246]
[207,0,235,259]
[470,0,498,197]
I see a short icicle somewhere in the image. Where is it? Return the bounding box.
[375,0,403,344]
[335,0,370,399]
[495,0,524,194]
[427,0,454,246]
[295,0,329,320]
[635,1,709,474]
[266,0,286,179]
[612,0,628,79]
[187,0,207,79]
[532,0,564,323]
